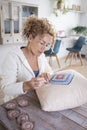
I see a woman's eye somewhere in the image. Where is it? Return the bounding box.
[40,42,44,45]
[40,42,51,48]
[46,44,48,47]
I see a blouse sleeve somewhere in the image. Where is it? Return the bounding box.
[1,52,25,97]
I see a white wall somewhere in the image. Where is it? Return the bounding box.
[79,0,87,26]
[48,0,81,34]
[48,12,80,35]
[0,0,86,58]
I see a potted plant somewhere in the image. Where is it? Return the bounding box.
[56,0,63,9]
[53,0,68,16]
[72,26,87,36]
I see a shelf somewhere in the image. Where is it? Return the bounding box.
[68,10,85,14]
[53,8,85,16]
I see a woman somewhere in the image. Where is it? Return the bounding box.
[1,16,55,102]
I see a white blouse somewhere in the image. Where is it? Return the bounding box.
[1,46,53,102]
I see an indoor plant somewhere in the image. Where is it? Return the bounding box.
[56,0,63,9]
[53,0,68,16]
[72,26,87,36]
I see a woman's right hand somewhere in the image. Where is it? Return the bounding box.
[23,77,47,92]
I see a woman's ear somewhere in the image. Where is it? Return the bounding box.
[28,34,33,41]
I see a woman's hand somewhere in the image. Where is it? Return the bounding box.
[39,73,51,82]
[23,76,47,92]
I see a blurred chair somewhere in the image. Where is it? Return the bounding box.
[65,36,85,65]
[44,39,61,68]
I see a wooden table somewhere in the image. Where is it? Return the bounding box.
[0,90,86,130]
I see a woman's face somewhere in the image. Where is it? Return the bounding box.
[28,34,53,56]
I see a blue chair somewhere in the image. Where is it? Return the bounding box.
[65,36,85,65]
[44,39,61,67]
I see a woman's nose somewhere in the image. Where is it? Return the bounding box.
[41,46,46,51]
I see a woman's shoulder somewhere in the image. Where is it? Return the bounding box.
[38,53,49,63]
[39,53,45,58]
[39,53,46,60]
[8,45,25,55]
[3,45,25,63]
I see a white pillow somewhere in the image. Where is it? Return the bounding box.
[36,69,87,111]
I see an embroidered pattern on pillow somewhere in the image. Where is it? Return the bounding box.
[49,72,74,85]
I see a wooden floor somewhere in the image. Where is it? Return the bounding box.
[49,55,87,77]
[0,56,87,129]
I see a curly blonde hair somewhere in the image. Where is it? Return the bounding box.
[22,16,56,44]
